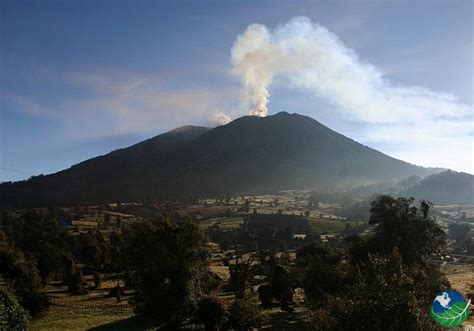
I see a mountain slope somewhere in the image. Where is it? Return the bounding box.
[0,112,436,206]
[400,170,474,205]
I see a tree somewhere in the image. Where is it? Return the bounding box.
[228,253,254,299]
[242,200,250,213]
[257,284,273,308]
[275,226,293,249]
[321,249,448,330]
[72,231,108,269]
[123,218,211,328]
[227,294,263,330]
[304,195,450,330]
[270,264,294,310]
[196,297,226,331]
[0,232,48,317]
[295,242,346,303]
[63,255,77,290]
[0,209,70,285]
[448,223,470,242]
[420,200,433,219]
[449,223,473,254]
[92,271,102,290]
[364,195,445,265]
[0,281,30,331]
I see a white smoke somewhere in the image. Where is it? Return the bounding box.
[230,17,471,123]
[214,110,232,125]
[231,24,274,116]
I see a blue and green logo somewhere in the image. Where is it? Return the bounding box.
[431,290,471,328]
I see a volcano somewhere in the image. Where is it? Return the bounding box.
[0,112,437,206]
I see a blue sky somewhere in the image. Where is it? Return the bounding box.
[1,0,472,181]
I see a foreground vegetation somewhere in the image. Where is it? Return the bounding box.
[1,194,473,330]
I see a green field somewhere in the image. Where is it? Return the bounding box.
[30,306,135,331]
[307,217,347,233]
[30,278,138,331]
[199,217,244,230]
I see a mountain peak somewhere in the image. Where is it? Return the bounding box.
[0,111,436,206]
[273,111,292,116]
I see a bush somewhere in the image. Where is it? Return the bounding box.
[196,297,226,331]
[63,255,76,289]
[306,309,336,331]
[0,235,49,316]
[107,283,125,301]
[0,210,70,285]
[123,219,210,328]
[319,250,447,330]
[295,242,346,304]
[365,196,445,265]
[257,284,273,308]
[69,270,87,294]
[0,281,30,331]
[301,196,450,330]
[227,294,263,330]
[270,264,293,309]
[92,271,102,290]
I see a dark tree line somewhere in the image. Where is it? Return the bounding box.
[0,195,455,330]
[0,209,127,319]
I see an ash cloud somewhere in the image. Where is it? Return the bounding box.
[214,111,232,125]
[230,17,471,123]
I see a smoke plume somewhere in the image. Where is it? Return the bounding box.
[214,110,232,125]
[230,17,470,123]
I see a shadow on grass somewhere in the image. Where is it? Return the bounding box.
[263,306,309,330]
[45,288,70,295]
[88,316,156,331]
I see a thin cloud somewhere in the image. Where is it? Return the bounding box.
[5,71,242,139]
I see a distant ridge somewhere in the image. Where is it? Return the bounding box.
[400,170,474,205]
[0,112,438,206]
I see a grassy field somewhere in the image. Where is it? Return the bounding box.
[30,277,138,331]
[30,264,474,330]
[30,306,135,331]
[199,217,244,230]
[307,216,347,233]
[200,215,349,234]
[442,263,474,294]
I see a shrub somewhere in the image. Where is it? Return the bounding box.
[257,284,273,308]
[227,294,263,330]
[0,235,48,316]
[270,264,293,309]
[123,219,210,328]
[63,255,76,289]
[0,281,30,331]
[107,283,125,299]
[322,250,447,330]
[295,242,346,304]
[306,309,336,331]
[365,196,445,265]
[92,271,102,290]
[196,297,226,331]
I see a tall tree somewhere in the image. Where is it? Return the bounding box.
[0,231,48,317]
[123,218,211,328]
[363,195,445,265]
